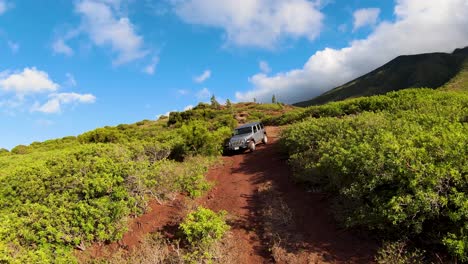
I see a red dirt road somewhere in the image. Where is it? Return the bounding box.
[200,127,377,263]
[79,126,376,263]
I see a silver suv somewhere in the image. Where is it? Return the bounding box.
[225,122,268,153]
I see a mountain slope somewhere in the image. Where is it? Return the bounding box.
[294,47,468,107]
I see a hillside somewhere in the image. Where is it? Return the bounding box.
[0,102,293,263]
[279,86,468,261]
[294,47,468,107]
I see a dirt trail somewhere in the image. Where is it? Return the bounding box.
[79,126,376,263]
[200,126,376,263]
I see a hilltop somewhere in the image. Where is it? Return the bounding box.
[294,47,468,107]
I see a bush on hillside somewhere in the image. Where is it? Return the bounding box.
[179,207,229,247]
[281,88,468,260]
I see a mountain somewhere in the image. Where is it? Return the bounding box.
[294,47,468,107]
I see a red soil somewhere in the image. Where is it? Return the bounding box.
[78,126,377,263]
[199,127,377,263]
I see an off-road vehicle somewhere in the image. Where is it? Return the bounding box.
[224,122,267,153]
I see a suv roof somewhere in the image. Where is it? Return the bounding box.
[236,122,262,129]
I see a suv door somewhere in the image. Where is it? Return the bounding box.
[254,124,262,142]
[252,125,258,142]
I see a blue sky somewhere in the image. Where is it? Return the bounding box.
[0,0,467,149]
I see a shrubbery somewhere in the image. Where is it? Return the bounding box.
[267,88,465,125]
[0,111,235,261]
[281,88,468,260]
[180,207,230,263]
[180,207,229,247]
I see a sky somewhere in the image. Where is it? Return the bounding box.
[0,0,467,149]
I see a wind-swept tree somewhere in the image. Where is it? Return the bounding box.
[211,95,221,109]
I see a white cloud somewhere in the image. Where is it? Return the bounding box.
[33,99,61,114]
[75,0,148,65]
[236,0,468,104]
[194,70,211,83]
[143,56,159,75]
[353,8,380,31]
[53,92,96,104]
[32,92,96,114]
[259,60,271,73]
[52,38,74,56]
[7,41,19,53]
[173,0,324,48]
[196,87,211,99]
[0,68,59,96]
[65,73,77,87]
[183,104,194,111]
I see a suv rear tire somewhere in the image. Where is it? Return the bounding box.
[262,135,268,144]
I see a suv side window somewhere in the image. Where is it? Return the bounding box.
[253,125,257,133]
[260,123,264,129]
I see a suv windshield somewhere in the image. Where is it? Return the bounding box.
[234,127,252,135]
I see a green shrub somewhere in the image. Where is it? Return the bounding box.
[179,121,231,156]
[179,207,229,247]
[281,88,468,260]
[78,127,126,143]
[11,145,31,155]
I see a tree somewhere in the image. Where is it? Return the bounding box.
[211,95,220,109]
[253,98,257,103]
[226,99,232,108]
[272,94,277,104]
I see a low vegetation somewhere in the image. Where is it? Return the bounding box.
[1,59,467,263]
[0,100,287,263]
[280,88,468,261]
[179,207,230,263]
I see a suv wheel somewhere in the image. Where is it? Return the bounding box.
[248,141,256,152]
[262,135,268,144]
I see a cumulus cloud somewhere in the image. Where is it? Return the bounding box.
[0,68,96,114]
[0,67,59,96]
[259,60,271,73]
[196,87,211,99]
[143,56,159,75]
[194,70,211,83]
[32,92,96,114]
[236,0,468,104]
[75,0,148,65]
[353,8,380,31]
[173,0,324,48]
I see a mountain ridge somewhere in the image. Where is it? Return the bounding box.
[294,47,468,107]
